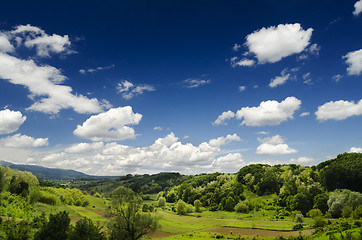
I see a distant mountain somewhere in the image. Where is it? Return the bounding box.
[0,160,104,180]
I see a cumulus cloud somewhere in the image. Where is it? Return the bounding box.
[0,109,27,134]
[117,80,155,100]
[269,69,292,88]
[289,156,314,165]
[230,57,255,67]
[213,110,235,125]
[350,147,362,153]
[79,64,115,74]
[0,134,48,148]
[213,153,244,173]
[27,132,243,175]
[235,96,301,126]
[353,0,362,16]
[0,34,14,53]
[65,142,104,154]
[245,23,313,63]
[73,107,142,142]
[0,25,109,114]
[315,99,362,121]
[153,126,163,131]
[12,24,73,57]
[344,49,362,75]
[182,78,211,88]
[256,135,297,155]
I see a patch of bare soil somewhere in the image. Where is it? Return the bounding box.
[147,231,176,239]
[69,216,82,223]
[87,208,111,219]
[201,227,314,237]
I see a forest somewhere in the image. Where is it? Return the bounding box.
[0,152,360,240]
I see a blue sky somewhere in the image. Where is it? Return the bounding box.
[0,0,361,175]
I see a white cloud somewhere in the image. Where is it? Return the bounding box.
[235,96,301,126]
[256,131,269,135]
[0,25,110,114]
[24,34,71,57]
[353,0,362,16]
[153,126,163,131]
[315,99,362,121]
[350,147,362,153]
[11,24,73,57]
[0,109,27,134]
[117,80,155,100]
[213,153,244,173]
[73,107,142,142]
[208,134,241,147]
[232,44,241,52]
[239,86,246,92]
[0,53,109,114]
[0,134,48,148]
[245,23,313,63]
[269,69,291,88]
[65,142,104,154]
[303,72,312,85]
[229,57,255,67]
[300,112,310,117]
[0,34,14,53]
[183,78,211,88]
[27,132,243,175]
[289,156,314,165]
[213,110,235,125]
[79,64,114,74]
[256,135,297,155]
[344,49,362,75]
[332,74,343,82]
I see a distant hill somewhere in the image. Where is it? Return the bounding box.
[0,160,108,180]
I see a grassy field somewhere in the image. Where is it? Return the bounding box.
[29,195,361,240]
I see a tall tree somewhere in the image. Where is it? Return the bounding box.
[107,186,158,240]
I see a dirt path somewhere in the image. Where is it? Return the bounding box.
[201,227,314,237]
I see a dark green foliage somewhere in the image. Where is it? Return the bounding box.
[318,153,362,192]
[313,193,329,214]
[107,186,158,240]
[34,211,70,240]
[290,193,313,215]
[68,218,106,240]
[3,219,32,240]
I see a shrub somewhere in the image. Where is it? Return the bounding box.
[294,214,304,223]
[313,216,326,228]
[293,223,303,230]
[235,201,249,213]
[158,197,166,208]
[308,209,323,218]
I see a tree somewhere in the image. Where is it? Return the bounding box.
[34,211,70,240]
[176,199,187,215]
[68,218,106,240]
[194,199,202,213]
[107,186,158,240]
[158,197,166,208]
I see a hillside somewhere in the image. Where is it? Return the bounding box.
[0,160,95,180]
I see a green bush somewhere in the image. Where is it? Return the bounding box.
[234,201,249,213]
[294,214,304,223]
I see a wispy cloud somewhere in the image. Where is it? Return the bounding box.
[79,64,115,74]
[183,78,211,88]
[117,80,155,99]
